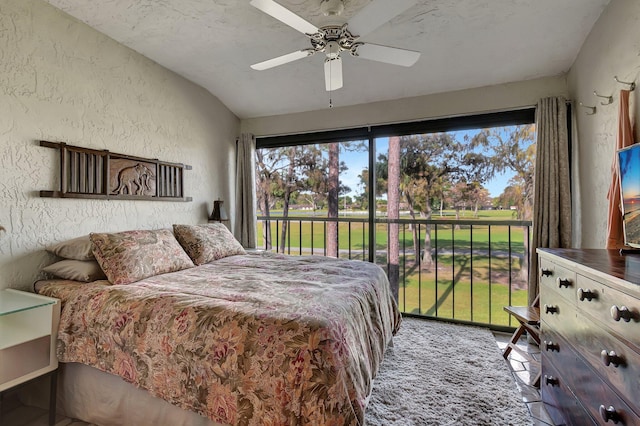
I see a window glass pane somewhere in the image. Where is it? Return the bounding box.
[374,124,535,324]
[255,140,368,259]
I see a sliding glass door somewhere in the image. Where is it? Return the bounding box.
[254,109,538,329]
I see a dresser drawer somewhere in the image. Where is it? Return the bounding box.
[540,289,579,342]
[541,350,595,426]
[576,274,640,351]
[539,257,577,304]
[551,342,639,425]
[544,324,640,418]
[540,328,582,381]
[569,310,640,415]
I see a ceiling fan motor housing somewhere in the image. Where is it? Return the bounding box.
[309,25,362,57]
[320,0,345,17]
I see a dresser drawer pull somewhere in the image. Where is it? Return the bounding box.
[543,375,558,387]
[556,278,572,288]
[577,288,597,302]
[543,341,559,352]
[544,304,559,315]
[541,268,553,277]
[601,350,625,368]
[610,305,634,322]
[599,405,620,424]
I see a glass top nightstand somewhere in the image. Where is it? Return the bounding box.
[0,289,57,316]
[0,289,60,425]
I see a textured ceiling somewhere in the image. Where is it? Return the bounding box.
[44,0,611,119]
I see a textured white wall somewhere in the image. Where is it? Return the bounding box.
[568,0,640,248]
[0,0,239,290]
[241,76,568,136]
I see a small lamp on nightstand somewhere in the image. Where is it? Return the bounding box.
[209,199,229,222]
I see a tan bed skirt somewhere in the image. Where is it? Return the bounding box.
[22,362,225,426]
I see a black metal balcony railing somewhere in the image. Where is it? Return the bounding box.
[257,215,532,331]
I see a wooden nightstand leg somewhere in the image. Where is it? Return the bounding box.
[49,369,58,426]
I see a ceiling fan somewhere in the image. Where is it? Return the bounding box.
[250,0,421,92]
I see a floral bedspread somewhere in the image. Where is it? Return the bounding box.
[38,252,401,426]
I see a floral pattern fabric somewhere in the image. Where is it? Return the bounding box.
[90,229,195,285]
[39,252,400,426]
[173,223,246,265]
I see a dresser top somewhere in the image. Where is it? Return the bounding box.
[538,248,640,286]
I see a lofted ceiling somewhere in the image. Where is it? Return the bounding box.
[44,0,611,119]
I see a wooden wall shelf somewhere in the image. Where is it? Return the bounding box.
[39,141,192,202]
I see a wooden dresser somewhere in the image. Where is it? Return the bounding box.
[537,249,640,425]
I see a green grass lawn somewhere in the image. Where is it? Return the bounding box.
[396,261,528,327]
[256,210,530,328]
[257,219,528,252]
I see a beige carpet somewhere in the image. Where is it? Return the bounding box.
[365,317,532,426]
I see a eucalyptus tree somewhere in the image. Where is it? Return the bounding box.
[470,124,536,283]
[255,145,322,251]
[255,148,286,249]
[377,133,492,270]
[322,141,365,257]
[387,137,401,300]
[327,143,340,257]
[447,181,491,221]
[470,124,536,220]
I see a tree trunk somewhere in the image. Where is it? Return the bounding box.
[387,137,401,302]
[518,226,530,286]
[518,201,533,285]
[421,207,434,271]
[327,143,339,257]
[255,150,272,250]
[279,148,296,253]
[261,194,272,250]
[405,193,419,265]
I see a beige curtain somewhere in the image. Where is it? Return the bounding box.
[529,97,572,305]
[234,133,257,248]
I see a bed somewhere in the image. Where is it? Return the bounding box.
[34,224,401,426]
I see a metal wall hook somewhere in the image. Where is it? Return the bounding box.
[614,76,636,91]
[579,102,596,115]
[593,90,613,105]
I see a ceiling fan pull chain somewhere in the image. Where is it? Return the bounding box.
[329,59,333,108]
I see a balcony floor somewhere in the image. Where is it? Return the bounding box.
[493,331,556,425]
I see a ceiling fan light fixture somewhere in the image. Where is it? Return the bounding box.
[320,0,345,17]
[325,41,341,59]
[324,56,343,91]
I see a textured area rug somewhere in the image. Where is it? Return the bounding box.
[365,317,532,426]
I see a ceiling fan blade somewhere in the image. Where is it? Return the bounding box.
[324,57,343,91]
[347,0,417,38]
[354,43,420,67]
[250,0,319,35]
[251,50,315,70]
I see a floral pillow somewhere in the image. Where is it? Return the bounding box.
[90,229,194,285]
[173,223,246,265]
